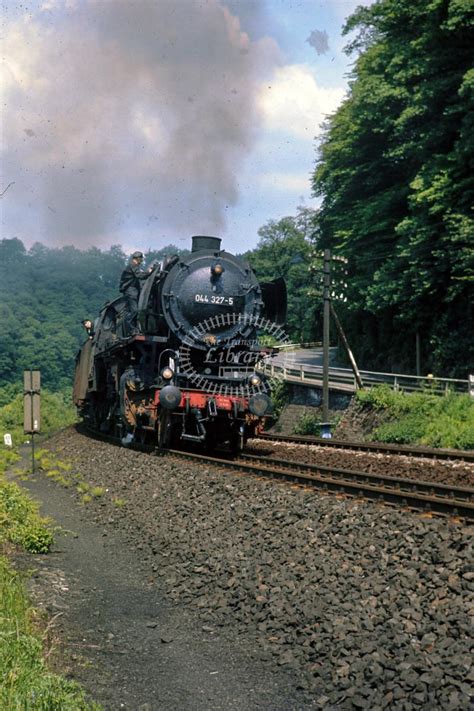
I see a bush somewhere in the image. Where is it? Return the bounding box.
[269,380,290,422]
[0,481,53,553]
[0,389,77,452]
[294,413,321,436]
[356,387,474,449]
[0,383,22,408]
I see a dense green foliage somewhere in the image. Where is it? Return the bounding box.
[356,386,474,448]
[293,386,474,449]
[0,388,77,449]
[294,412,342,436]
[244,207,318,342]
[0,558,101,710]
[0,238,187,390]
[268,380,291,422]
[312,0,474,377]
[294,413,324,436]
[0,481,54,553]
[0,386,76,552]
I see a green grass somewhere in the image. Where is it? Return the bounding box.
[356,386,474,449]
[90,486,105,499]
[0,389,77,453]
[0,557,101,710]
[0,481,54,553]
[0,388,101,709]
[34,451,76,489]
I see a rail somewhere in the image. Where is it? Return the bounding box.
[169,450,474,521]
[78,425,474,520]
[263,360,470,395]
[255,433,474,462]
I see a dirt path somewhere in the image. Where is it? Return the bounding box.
[14,459,309,710]
[13,429,472,709]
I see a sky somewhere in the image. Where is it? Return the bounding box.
[1,0,373,256]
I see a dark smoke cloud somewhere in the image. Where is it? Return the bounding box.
[2,0,281,247]
[306,29,329,56]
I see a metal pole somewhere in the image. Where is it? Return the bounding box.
[322,249,331,424]
[416,332,421,376]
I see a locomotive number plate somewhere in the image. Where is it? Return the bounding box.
[194,294,234,306]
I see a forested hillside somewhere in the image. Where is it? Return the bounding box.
[0,239,187,390]
[312,0,473,377]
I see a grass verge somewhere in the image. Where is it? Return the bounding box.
[292,386,474,449]
[0,390,101,709]
[356,386,474,449]
[0,557,101,710]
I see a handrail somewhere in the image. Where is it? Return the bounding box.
[262,360,470,394]
[273,341,322,351]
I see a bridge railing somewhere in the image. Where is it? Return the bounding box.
[262,360,470,395]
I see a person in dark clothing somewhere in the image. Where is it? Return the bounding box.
[119,251,153,335]
[81,319,95,339]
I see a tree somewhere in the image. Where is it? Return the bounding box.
[312,0,474,376]
[0,240,127,390]
[245,206,318,342]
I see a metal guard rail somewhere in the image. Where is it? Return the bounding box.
[262,362,470,395]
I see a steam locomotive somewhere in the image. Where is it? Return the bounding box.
[73,235,287,452]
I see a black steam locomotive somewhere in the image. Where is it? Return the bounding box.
[73,235,286,452]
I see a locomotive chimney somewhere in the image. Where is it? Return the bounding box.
[191,235,222,253]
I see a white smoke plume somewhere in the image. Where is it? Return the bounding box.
[2,0,281,247]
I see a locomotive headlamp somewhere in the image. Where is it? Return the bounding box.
[211,263,224,275]
[249,373,261,387]
[161,367,174,380]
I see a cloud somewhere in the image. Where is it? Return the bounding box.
[2,0,281,247]
[258,171,310,193]
[258,64,345,140]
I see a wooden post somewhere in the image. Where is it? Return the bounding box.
[24,370,41,475]
[330,304,363,389]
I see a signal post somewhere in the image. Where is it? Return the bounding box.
[24,370,41,475]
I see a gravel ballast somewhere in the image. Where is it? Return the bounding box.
[246,439,474,489]
[43,428,473,709]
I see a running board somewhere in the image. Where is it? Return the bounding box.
[181,433,206,442]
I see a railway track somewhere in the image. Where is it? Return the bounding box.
[78,426,474,521]
[255,432,474,463]
[168,449,474,521]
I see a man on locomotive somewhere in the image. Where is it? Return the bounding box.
[119,251,154,335]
